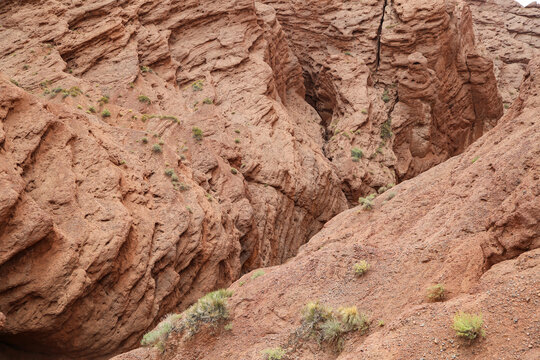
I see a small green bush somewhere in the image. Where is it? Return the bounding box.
[164,168,175,177]
[320,318,343,345]
[192,80,204,91]
[140,313,182,350]
[141,289,233,348]
[101,109,111,118]
[141,137,148,144]
[382,89,390,103]
[453,312,485,340]
[224,323,233,331]
[138,95,151,104]
[152,144,162,153]
[140,65,151,73]
[353,261,369,277]
[234,138,240,144]
[251,269,264,279]
[380,119,392,139]
[192,127,203,141]
[99,95,109,104]
[231,168,238,175]
[358,194,376,210]
[338,306,369,332]
[203,97,213,104]
[178,289,233,337]
[261,347,286,360]
[351,148,363,162]
[426,284,445,302]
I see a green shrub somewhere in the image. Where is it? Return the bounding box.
[224,323,233,331]
[203,97,213,104]
[138,95,151,104]
[358,194,376,210]
[453,312,485,340]
[192,80,204,91]
[234,138,240,144]
[426,284,445,302]
[152,144,162,153]
[98,95,109,104]
[101,109,111,118]
[381,89,390,103]
[380,119,392,139]
[10,79,19,87]
[353,261,369,277]
[141,137,148,144]
[164,168,175,177]
[251,269,264,279]
[192,127,203,141]
[378,319,385,327]
[141,289,233,348]
[177,289,233,337]
[320,318,343,346]
[301,301,332,331]
[231,168,238,175]
[338,306,369,332]
[140,313,182,350]
[140,65,151,73]
[261,347,286,360]
[299,301,366,352]
[351,148,363,162]
[234,129,241,134]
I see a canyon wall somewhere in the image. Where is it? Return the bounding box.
[118,54,540,360]
[0,0,515,358]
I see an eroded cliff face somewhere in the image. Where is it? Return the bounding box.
[0,0,513,358]
[0,0,347,358]
[466,0,540,107]
[117,55,540,360]
[262,0,503,192]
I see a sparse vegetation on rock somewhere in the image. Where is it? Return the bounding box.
[453,312,485,340]
[353,261,369,277]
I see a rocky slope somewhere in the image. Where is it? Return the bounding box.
[116,55,540,360]
[0,0,531,359]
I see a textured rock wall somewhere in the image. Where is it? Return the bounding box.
[0,0,347,358]
[118,55,540,360]
[0,0,508,358]
[263,0,503,189]
[466,0,540,107]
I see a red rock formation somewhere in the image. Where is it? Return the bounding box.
[262,0,503,191]
[466,0,540,107]
[0,0,346,358]
[118,55,540,360]
[0,0,526,359]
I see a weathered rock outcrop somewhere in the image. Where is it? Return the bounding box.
[466,0,540,107]
[0,0,515,359]
[0,0,346,358]
[119,56,540,360]
[262,0,503,193]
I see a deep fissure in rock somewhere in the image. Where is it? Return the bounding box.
[375,0,388,70]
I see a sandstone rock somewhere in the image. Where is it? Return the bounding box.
[263,0,503,190]
[466,0,540,107]
[0,0,531,359]
[0,0,348,357]
[133,56,540,360]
